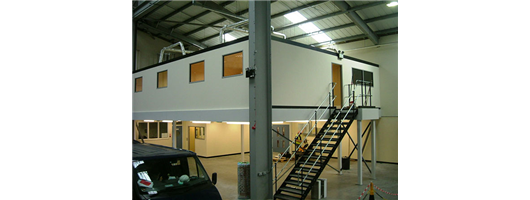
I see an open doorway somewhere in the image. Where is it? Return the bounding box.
[332,63,343,108]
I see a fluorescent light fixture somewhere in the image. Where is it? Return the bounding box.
[272,121,284,124]
[311,33,332,43]
[162,120,173,123]
[285,120,310,123]
[224,34,237,42]
[387,2,398,7]
[226,121,250,125]
[143,120,155,122]
[284,11,307,24]
[192,121,211,124]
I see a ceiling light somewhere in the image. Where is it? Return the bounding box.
[285,120,309,123]
[387,2,398,7]
[192,121,211,124]
[284,11,307,24]
[226,121,250,125]
[272,121,284,124]
[162,120,173,123]
[143,120,155,122]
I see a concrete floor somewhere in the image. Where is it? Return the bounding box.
[200,153,398,200]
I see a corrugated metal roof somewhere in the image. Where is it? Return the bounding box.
[135,0,398,47]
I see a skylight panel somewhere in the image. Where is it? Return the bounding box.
[298,23,320,33]
[284,11,334,45]
[284,11,307,24]
[311,33,332,43]
[224,34,237,42]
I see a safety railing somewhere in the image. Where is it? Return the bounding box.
[296,99,355,184]
[272,82,338,186]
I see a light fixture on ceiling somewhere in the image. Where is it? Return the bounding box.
[162,120,173,123]
[272,121,284,124]
[144,120,155,122]
[387,2,398,7]
[192,121,211,124]
[226,121,250,125]
[285,120,310,123]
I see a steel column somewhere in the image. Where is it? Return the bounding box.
[338,139,342,174]
[357,120,363,185]
[172,121,177,149]
[371,120,376,179]
[249,1,272,199]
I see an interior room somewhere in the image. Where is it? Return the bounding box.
[133,1,398,199]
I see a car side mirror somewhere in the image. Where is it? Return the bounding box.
[212,172,217,185]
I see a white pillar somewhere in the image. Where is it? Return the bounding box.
[241,125,245,162]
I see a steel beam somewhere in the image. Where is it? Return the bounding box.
[134,0,164,20]
[357,120,363,185]
[192,0,244,22]
[249,1,272,199]
[310,27,398,47]
[175,1,236,33]
[332,1,379,45]
[159,2,193,21]
[371,120,376,179]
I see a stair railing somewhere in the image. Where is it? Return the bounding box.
[297,102,356,184]
[272,82,338,185]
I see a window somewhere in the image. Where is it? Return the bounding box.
[189,126,205,140]
[352,69,374,86]
[135,77,142,92]
[137,121,170,139]
[158,70,168,88]
[223,51,243,77]
[190,61,205,83]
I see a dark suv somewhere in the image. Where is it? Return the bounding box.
[133,141,222,200]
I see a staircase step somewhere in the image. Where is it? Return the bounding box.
[297,160,323,167]
[279,187,305,195]
[285,180,311,187]
[293,167,318,173]
[310,143,333,148]
[275,193,301,200]
[289,173,315,180]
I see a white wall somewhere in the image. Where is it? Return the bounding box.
[271,40,380,108]
[133,41,249,113]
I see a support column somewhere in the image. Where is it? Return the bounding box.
[241,125,245,162]
[338,141,342,174]
[133,20,138,71]
[357,120,363,185]
[249,1,272,199]
[172,121,177,149]
[371,120,376,179]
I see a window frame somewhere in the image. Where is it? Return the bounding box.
[189,60,205,83]
[157,70,168,88]
[137,121,170,140]
[135,77,143,92]
[222,51,244,78]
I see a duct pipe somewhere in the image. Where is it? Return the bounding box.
[159,42,187,63]
[270,26,286,39]
[220,19,249,43]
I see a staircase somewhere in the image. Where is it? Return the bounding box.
[274,107,358,200]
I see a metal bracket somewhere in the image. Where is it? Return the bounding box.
[245,68,255,78]
[257,171,269,177]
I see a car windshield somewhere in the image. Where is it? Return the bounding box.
[133,156,209,196]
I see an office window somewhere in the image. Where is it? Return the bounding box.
[158,70,168,88]
[223,51,243,77]
[135,77,142,92]
[190,61,205,83]
[138,121,170,139]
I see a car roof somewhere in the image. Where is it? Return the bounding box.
[133,142,196,160]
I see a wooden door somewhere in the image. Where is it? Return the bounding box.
[332,64,343,108]
[188,127,195,151]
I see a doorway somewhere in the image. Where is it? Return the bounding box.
[175,126,182,149]
[332,63,343,108]
[188,127,196,151]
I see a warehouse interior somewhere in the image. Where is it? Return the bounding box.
[133,1,398,199]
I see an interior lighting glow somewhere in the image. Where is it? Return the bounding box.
[387,2,398,7]
[272,121,284,124]
[226,121,250,125]
[162,120,173,123]
[285,120,310,123]
[143,120,155,122]
[192,121,211,124]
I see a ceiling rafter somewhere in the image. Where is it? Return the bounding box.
[138,21,208,49]
[331,0,379,44]
[310,27,398,47]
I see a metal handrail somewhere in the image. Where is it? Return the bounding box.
[298,103,355,184]
[272,82,337,184]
